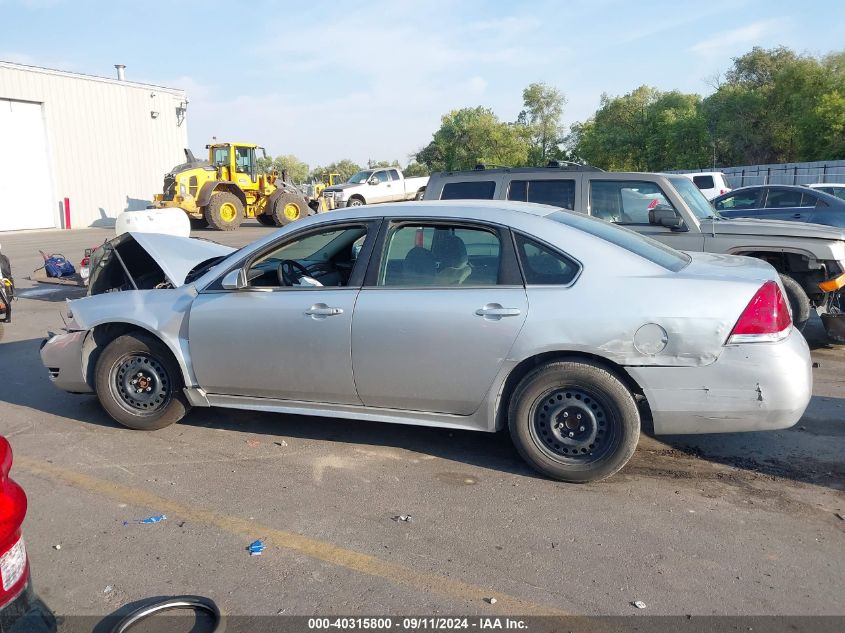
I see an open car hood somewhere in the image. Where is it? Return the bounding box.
[88,232,235,295]
[130,233,234,286]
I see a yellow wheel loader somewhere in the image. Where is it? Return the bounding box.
[152,142,316,231]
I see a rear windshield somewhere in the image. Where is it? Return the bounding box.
[548,210,690,272]
[440,181,496,200]
[692,175,714,189]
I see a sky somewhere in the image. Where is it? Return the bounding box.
[2,0,844,168]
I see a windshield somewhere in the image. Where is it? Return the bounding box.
[669,176,719,220]
[348,171,374,184]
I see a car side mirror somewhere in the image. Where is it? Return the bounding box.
[221,269,246,290]
[649,206,686,231]
[368,177,379,185]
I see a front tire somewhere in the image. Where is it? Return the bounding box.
[508,360,640,483]
[205,192,244,231]
[779,274,811,329]
[95,333,191,430]
[347,197,365,207]
[270,192,311,226]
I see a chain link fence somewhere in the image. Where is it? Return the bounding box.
[671,160,845,188]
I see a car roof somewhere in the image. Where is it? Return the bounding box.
[320,199,559,222]
[808,183,845,188]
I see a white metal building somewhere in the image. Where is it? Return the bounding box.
[0,61,188,232]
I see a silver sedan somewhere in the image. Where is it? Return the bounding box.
[40,201,812,482]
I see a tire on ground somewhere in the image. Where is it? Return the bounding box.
[204,191,244,231]
[779,274,811,329]
[95,332,191,431]
[347,196,365,207]
[256,212,276,227]
[270,191,311,226]
[508,359,640,483]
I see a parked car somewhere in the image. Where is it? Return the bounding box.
[0,437,56,633]
[713,185,845,230]
[322,169,428,208]
[677,171,731,200]
[423,165,845,342]
[807,183,845,202]
[41,203,812,483]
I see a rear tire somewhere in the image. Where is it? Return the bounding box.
[779,274,811,329]
[508,360,640,483]
[205,192,244,231]
[95,333,191,430]
[270,192,311,226]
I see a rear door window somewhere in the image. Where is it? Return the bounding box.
[514,234,579,285]
[507,179,575,209]
[692,175,714,190]
[440,181,496,200]
[764,189,806,208]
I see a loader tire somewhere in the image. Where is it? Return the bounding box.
[270,192,311,226]
[205,192,244,231]
[256,213,277,227]
[779,274,810,330]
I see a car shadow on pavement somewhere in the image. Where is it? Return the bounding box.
[4,336,843,491]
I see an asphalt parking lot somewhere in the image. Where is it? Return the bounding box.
[1,223,844,621]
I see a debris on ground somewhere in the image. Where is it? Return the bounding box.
[835,513,844,521]
[274,441,288,447]
[104,586,113,594]
[123,514,167,525]
[392,515,412,522]
[246,439,260,448]
[177,521,186,528]
[632,600,647,609]
[485,597,497,604]
[52,544,61,550]
[248,539,266,556]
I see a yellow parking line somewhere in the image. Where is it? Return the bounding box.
[17,456,568,615]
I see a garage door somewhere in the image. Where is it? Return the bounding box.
[0,99,56,231]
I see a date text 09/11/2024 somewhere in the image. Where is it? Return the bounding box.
[307,618,528,630]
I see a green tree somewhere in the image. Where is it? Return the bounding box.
[403,161,429,177]
[310,159,362,183]
[256,153,310,183]
[518,82,567,165]
[367,159,401,169]
[573,86,710,170]
[416,106,531,171]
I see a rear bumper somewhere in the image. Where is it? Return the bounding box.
[626,328,812,434]
[40,330,93,394]
[0,581,56,633]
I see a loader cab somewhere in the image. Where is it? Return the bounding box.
[207,143,260,188]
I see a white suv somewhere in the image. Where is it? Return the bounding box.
[678,172,731,200]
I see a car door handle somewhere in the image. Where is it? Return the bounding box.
[792,213,802,218]
[475,304,521,319]
[305,304,343,317]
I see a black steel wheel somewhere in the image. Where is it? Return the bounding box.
[529,387,618,464]
[95,332,190,430]
[509,360,640,483]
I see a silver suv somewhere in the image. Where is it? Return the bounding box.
[423,164,845,343]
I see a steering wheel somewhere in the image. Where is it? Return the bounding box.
[278,259,311,286]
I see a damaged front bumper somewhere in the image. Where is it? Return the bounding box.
[40,330,93,394]
[627,328,812,434]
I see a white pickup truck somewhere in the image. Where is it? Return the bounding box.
[322,168,429,208]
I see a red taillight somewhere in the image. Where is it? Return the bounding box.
[415,228,425,248]
[0,437,29,606]
[728,281,792,344]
